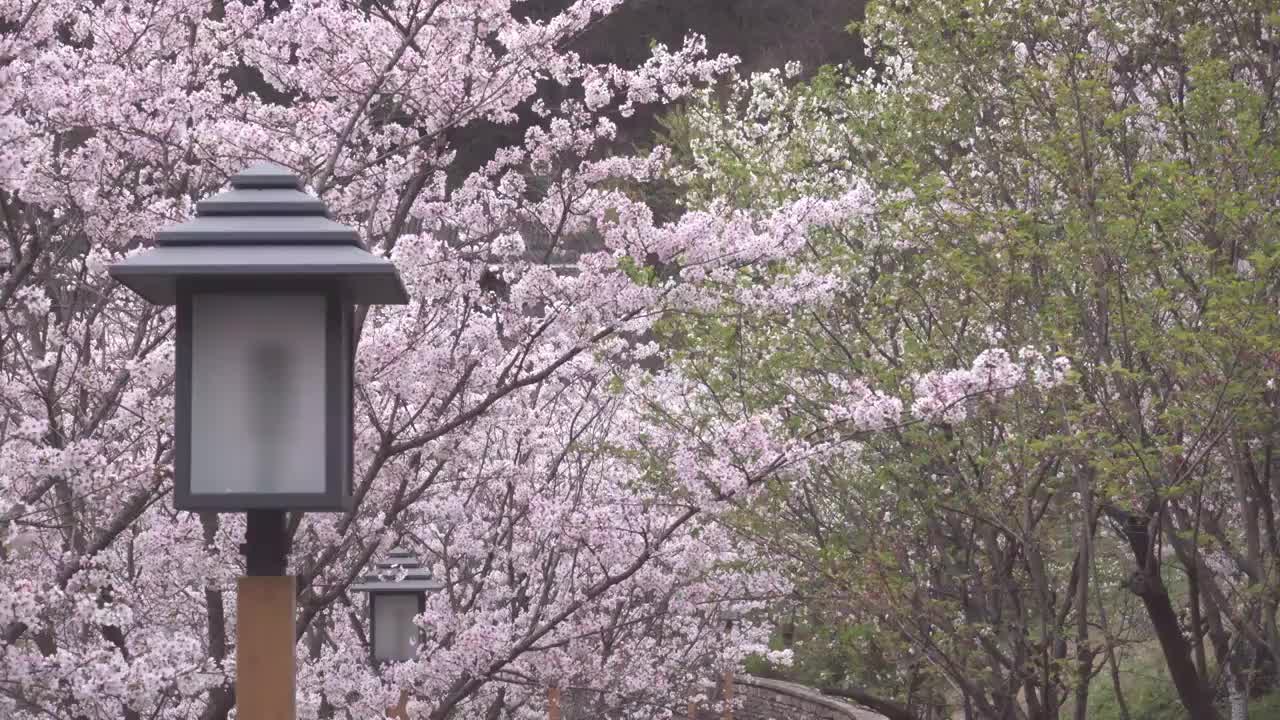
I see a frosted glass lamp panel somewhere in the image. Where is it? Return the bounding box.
[190,293,327,495]
[373,594,420,662]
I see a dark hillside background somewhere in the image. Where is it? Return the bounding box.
[549,0,868,117]
[451,0,869,182]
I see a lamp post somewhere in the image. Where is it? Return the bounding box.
[352,546,442,664]
[108,161,408,720]
[718,611,740,720]
[353,546,442,719]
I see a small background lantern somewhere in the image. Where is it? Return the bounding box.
[353,546,443,663]
[109,161,407,512]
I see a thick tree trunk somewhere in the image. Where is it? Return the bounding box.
[1108,507,1222,720]
[1074,475,1093,720]
[199,512,234,720]
[1227,664,1247,720]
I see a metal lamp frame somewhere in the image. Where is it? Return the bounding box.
[173,276,354,511]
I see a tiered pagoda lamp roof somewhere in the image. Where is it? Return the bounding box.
[108,161,407,305]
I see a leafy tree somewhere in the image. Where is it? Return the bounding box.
[659,1,1280,719]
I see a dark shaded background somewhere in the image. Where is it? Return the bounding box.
[460,0,869,174]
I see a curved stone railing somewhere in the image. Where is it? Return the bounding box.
[553,674,885,720]
[731,675,883,720]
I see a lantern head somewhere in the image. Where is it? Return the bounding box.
[352,547,442,663]
[108,161,408,511]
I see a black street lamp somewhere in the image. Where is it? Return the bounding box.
[107,161,409,720]
[352,546,443,663]
[109,161,406,518]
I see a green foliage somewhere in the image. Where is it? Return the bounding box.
[1089,668,1280,720]
[652,0,1280,716]
[1249,691,1280,718]
[1087,673,1185,720]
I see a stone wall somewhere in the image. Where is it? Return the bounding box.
[677,675,883,720]
[726,676,881,720]
[557,674,883,720]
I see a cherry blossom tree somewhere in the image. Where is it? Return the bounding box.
[0,1,864,718]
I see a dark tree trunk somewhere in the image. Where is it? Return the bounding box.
[1107,507,1222,720]
[199,512,234,720]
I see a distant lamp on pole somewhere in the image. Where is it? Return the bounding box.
[353,546,443,663]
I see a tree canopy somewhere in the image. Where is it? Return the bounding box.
[4,1,1280,719]
[657,1,1280,718]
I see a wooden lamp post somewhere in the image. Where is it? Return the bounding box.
[108,161,408,720]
